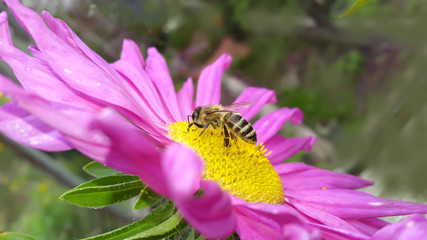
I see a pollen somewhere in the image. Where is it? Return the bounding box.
[168,121,284,204]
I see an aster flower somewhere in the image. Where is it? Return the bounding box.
[0,1,427,240]
[370,214,427,239]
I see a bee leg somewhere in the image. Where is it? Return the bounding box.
[223,124,230,147]
[230,133,239,149]
[187,122,203,132]
[199,122,211,137]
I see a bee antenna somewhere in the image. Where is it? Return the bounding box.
[187,115,192,123]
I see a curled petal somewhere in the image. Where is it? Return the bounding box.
[91,108,168,196]
[233,87,277,121]
[162,144,236,239]
[266,135,316,164]
[176,181,236,239]
[162,143,202,197]
[371,214,427,240]
[196,53,232,106]
[41,11,82,52]
[254,107,303,143]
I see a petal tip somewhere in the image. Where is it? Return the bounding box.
[0,12,7,21]
[290,108,304,125]
[221,53,233,69]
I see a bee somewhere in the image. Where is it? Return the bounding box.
[187,102,257,147]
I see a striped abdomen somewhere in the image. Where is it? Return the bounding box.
[224,113,257,144]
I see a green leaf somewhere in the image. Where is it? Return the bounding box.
[338,0,373,18]
[127,211,187,239]
[225,233,241,240]
[133,186,163,209]
[195,235,206,240]
[83,161,120,178]
[0,232,37,240]
[81,201,175,240]
[60,175,144,208]
[184,228,195,240]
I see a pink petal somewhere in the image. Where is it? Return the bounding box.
[254,107,303,143]
[290,202,367,238]
[266,135,316,164]
[4,0,144,122]
[196,53,232,106]
[41,11,82,53]
[233,87,277,121]
[233,202,319,240]
[176,77,194,119]
[176,181,236,239]
[41,10,126,86]
[0,75,112,162]
[40,7,167,141]
[275,162,373,190]
[0,12,12,45]
[371,214,427,240]
[308,223,368,240]
[162,144,236,239]
[286,189,427,219]
[117,39,145,68]
[274,162,313,173]
[40,11,156,135]
[0,101,72,151]
[146,47,182,122]
[0,11,100,112]
[346,218,388,237]
[161,143,202,197]
[112,43,175,141]
[282,224,322,240]
[92,108,168,197]
[234,207,285,240]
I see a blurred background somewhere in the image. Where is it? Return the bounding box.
[1,0,427,239]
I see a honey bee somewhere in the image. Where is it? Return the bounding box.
[187,102,257,147]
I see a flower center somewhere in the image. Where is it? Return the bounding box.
[168,121,284,204]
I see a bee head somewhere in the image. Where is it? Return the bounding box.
[192,106,202,122]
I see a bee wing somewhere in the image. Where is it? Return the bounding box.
[206,109,237,115]
[222,101,254,110]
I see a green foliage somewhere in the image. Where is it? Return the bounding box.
[338,0,374,18]
[81,201,182,240]
[185,229,195,240]
[0,232,36,240]
[133,187,163,210]
[83,161,120,178]
[60,175,144,208]
[127,212,186,239]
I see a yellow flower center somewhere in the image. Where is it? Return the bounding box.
[168,121,284,204]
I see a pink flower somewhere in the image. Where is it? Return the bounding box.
[370,215,427,240]
[0,1,426,239]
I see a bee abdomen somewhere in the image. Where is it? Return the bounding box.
[224,113,257,144]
